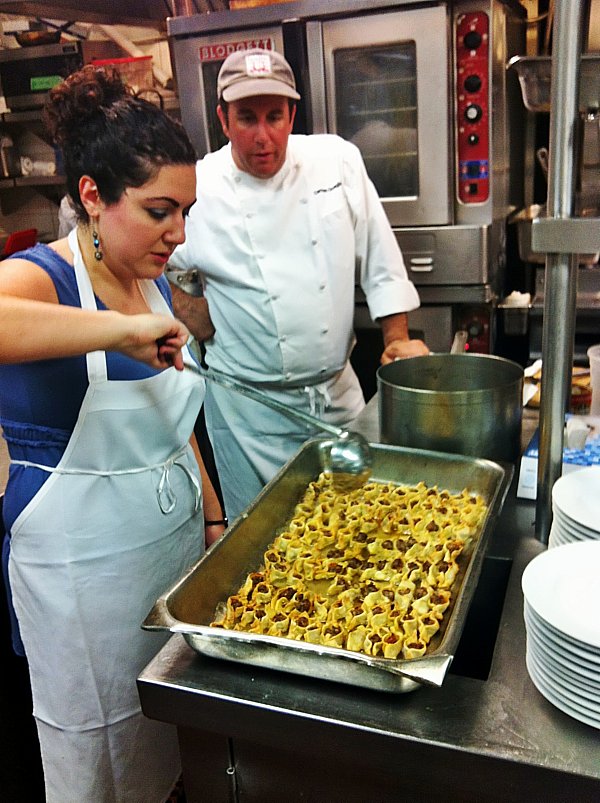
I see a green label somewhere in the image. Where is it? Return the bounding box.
[30,75,62,91]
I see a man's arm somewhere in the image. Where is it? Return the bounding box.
[341,141,428,363]
[170,283,215,343]
[379,312,429,364]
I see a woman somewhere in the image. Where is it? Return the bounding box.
[0,66,225,802]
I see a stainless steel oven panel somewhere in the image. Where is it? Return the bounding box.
[394,224,496,285]
[307,6,451,228]
[170,27,285,157]
[406,306,454,354]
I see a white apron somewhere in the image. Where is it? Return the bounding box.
[205,367,364,523]
[204,162,365,523]
[8,229,205,803]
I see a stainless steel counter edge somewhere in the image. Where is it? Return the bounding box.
[138,398,600,795]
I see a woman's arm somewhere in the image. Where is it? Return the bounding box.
[0,258,189,369]
[189,433,226,547]
[0,294,190,370]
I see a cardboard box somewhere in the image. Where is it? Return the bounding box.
[517,414,600,500]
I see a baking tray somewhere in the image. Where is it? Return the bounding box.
[508,54,600,113]
[143,438,512,693]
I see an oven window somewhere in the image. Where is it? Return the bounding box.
[201,60,229,152]
[333,42,418,200]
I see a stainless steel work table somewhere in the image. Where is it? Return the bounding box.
[138,398,600,802]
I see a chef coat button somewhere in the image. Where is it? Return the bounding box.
[280,335,287,343]
[320,367,327,373]
[311,239,318,246]
[271,294,278,301]
[300,198,308,204]
[322,326,328,334]
[246,212,253,219]
[285,372,292,380]
[319,283,326,290]
[234,176,241,183]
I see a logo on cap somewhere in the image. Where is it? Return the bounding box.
[245,53,272,76]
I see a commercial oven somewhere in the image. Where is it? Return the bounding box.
[168,0,525,389]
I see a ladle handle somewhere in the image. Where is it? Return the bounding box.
[184,361,344,438]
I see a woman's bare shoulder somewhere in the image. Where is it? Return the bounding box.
[0,240,72,302]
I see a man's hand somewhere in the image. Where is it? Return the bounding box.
[170,283,215,343]
[381,337,429,365]
[379,311,430,365]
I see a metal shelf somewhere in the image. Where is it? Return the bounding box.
[531,217,600,255]
[508,54,600,113]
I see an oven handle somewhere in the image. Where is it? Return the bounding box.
[408,257,434,272]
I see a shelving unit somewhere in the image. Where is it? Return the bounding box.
[0,106,64,240]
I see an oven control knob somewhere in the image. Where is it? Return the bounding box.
[464,74,482,93]
[463,30,482,51]
[467,133,479,145]
[465,104,483,123]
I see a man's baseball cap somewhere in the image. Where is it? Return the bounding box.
[217,48,301,103]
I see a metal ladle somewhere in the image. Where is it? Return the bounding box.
[183,361,372,492]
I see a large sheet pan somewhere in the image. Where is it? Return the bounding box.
[143,439,512,693]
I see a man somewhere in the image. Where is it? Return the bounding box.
[169,48,428,522]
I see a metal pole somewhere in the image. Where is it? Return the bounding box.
[535,0,587,542]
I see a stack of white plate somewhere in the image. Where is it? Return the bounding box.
[548,466,600,548]
[522,541,600,730]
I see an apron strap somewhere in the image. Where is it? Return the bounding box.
[11,445,201,516]
[68,228,107,383]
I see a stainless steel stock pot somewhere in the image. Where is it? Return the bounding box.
[377,354,524,463]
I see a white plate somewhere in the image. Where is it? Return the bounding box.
[552,467,600,534]
[524,604,600,676]
[548,526,570,549]
[526,649,600,729]
[522,542,600,648]
[525,596,600,657]
[528,644,600,715]
[526,626,600,696]
[552,508,598,541]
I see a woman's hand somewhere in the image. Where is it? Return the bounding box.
[117,313,190,370]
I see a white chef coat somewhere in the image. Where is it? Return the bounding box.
[169,134,421,520]
[169,134,420,385]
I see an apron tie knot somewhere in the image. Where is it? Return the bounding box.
[157,455,202,515]
[303,382,332,418]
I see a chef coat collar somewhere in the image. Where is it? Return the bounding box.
[229,142,296,189]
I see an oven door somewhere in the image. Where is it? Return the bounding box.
[306,5,450,228]
[170,27,284,157]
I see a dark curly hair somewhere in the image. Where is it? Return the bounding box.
[43,64,197,221]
